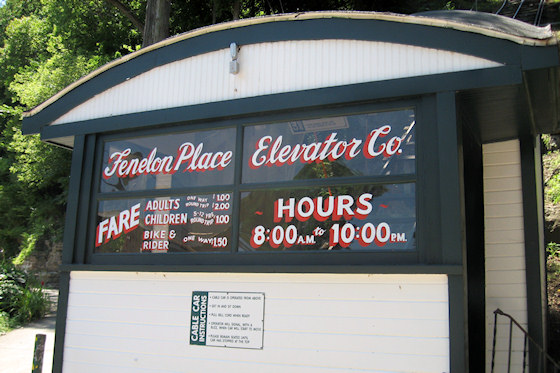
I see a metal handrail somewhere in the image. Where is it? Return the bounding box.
[494,0,547,26]
[492,308,560,372]
[496,0,508,14]
[513,0,526,19]
[534,0,545,25]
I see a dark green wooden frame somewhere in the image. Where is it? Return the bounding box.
[50,89,468,372]
[87,99,425,266]
[22,14,558,141]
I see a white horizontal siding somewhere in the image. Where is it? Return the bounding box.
[483,140,528,372]
[62,272,449,373]
[52,39,502,125]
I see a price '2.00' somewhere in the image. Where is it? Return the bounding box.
[212,202,230,211]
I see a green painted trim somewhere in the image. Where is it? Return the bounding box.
[84,99,422,267]
[521,46,559,70]
[448,274,467,372]
[88,251,420,267]
[436,92,463,265]
[59,263,463,274]
[83,99,424,267]
[45,140,72,150]
[22,14,557,136]
[54,92,471,371]
[230,116,244,255]
[37,66,522,142]
[62,136,84,264]
[417,95,442,264]
[462,124,486,372]
[74,95,418,143]
[75,135,96,264]
[94,175,416,201]
[23,13,558,138]
[52,271,70,373]
[519,135,547,371]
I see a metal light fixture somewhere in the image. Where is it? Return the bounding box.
[229,42,239,75]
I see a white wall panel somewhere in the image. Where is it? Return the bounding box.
[62,271,449,373]
[483,140,528,372]
[52,39,502,125]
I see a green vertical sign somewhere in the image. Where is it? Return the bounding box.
[190,291,208,345]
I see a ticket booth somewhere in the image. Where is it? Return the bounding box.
[22,11,560,372]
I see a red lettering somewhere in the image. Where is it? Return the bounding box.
[354,193,373,219]
[294,197,314,221]
[312,196,334,222]
[250,136,272,169]
[96,203,140,247]
[249,132,365,169]
[274,198,294,223]
[274,194,373,223]
[103,141,232,181]
[364,125,403,159]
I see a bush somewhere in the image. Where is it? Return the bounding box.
[548,242,560,259]
[0,261,48,328]
[0,311,13,334]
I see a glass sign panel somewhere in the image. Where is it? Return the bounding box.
[94,108,418,256]
[95,193,233,253]
[238,184,415,252]
[101,127,236,192]
[242,110,415,183]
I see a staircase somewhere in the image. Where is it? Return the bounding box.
[492,309,560,372]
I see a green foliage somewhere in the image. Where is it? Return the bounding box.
[543,134,552,151]
[547,243,560,276]
[12,233,37,266]
[0,15,50,102]
[544,135,560,206]
[0,109,70,257]
[8,133,68,188]
[549,172,560,204]
[0,262,48,326]
[0,0,43,41]
[548,242,560,259]
[0,262,25,317]
[42,0,143,58]
[0,0,518,264]
[0,311,13,334]
[0,1,108,259]
[10,51,100,108]
[16,284,48,322]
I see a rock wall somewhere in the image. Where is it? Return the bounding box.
[17,241,63,288]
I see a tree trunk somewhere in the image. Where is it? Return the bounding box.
[232,0,241,20]
[212,0,218,24]
[142,0,171,48]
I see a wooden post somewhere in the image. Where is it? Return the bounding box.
[32,334,46,373]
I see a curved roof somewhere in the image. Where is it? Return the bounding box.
[413,10,554,40]
[21,10,560,146]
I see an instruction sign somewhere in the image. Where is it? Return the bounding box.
[190,291,265,349]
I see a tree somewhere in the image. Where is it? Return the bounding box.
[0,0,507,261]
[0,0,111,258]
[142,0,170,47]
